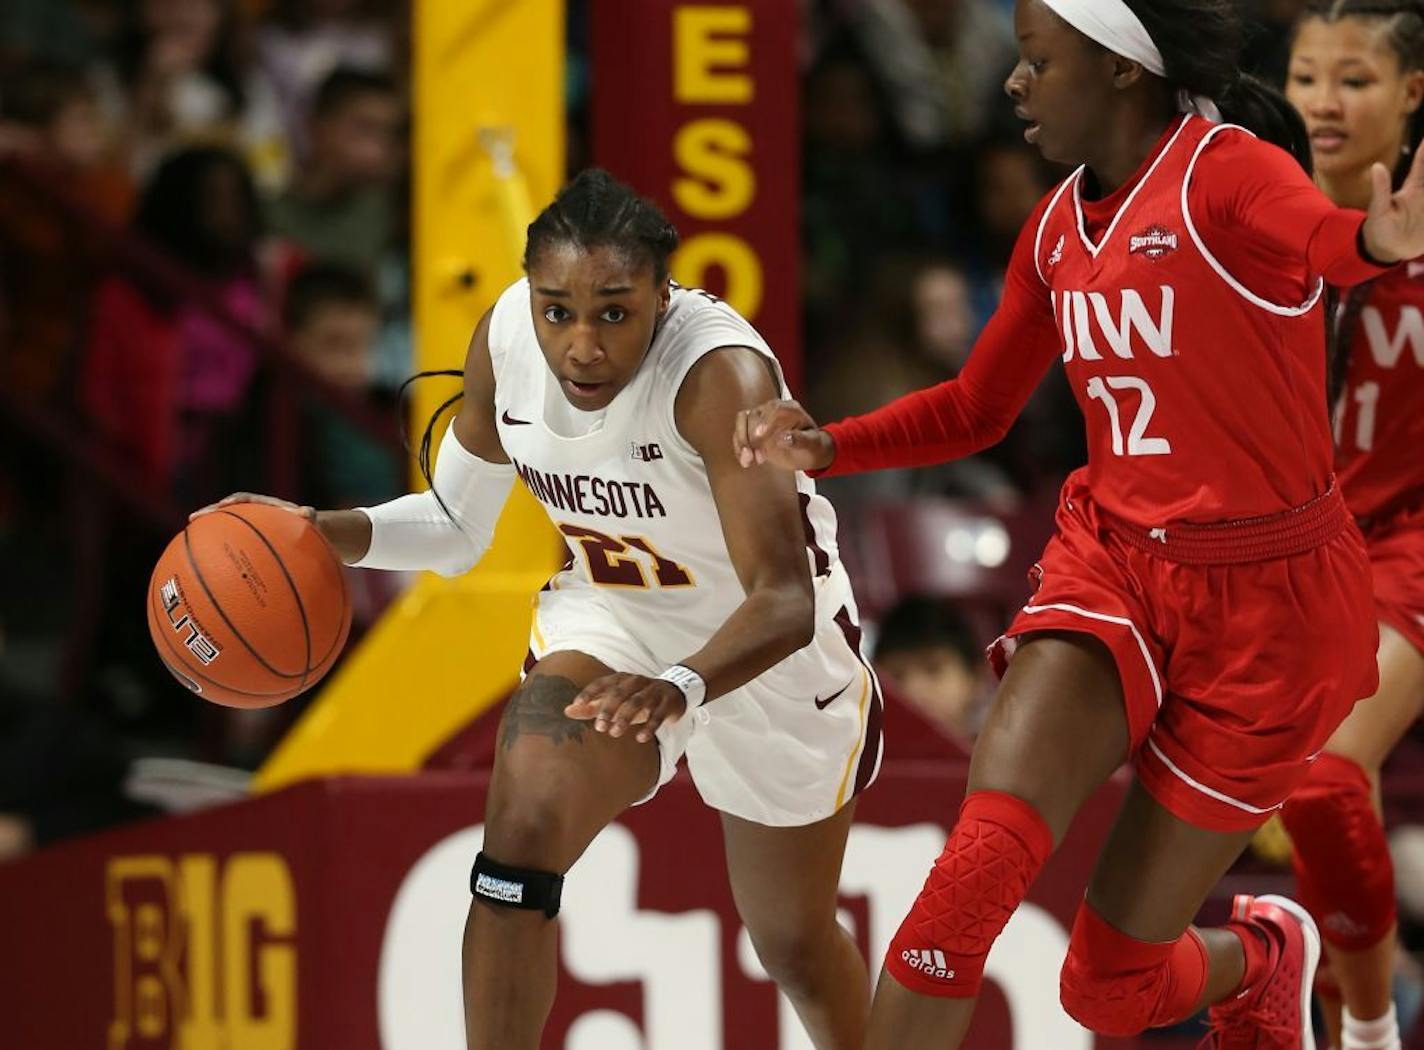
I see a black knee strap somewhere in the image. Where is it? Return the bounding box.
[470,851,564,918]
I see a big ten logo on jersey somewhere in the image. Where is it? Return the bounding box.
[1054,285,1175,457]
[106,853,296,1050]
[671,6,762,319]
[379,822,1087,1050]
[631,441,664,462]
[1339,303,1424,452]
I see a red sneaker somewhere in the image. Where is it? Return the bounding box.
[1203,895,1320,1049]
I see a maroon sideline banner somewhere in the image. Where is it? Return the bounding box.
[0,767,1175,1050]
[591,1,803,393]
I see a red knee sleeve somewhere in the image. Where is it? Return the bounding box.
[1059,903,1208,1036]
[885,791,1052,997]
[1279,753,1396,951]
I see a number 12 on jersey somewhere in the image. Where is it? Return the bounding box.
[559,523,696,589]
[1085,375,1172,456]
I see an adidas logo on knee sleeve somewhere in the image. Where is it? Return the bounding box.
[900,948,956,981]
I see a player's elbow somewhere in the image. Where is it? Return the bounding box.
[431,561,474,579]
[970,410,1014,451]
[770,586,816,654]
[430,536,485,578]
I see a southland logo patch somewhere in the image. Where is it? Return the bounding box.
[1129,225,1179,259]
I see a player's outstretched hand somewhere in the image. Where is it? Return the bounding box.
[1363,146,1424,263]
[731,399,836,473]
[190,493,315,521]
[565,674,686,744]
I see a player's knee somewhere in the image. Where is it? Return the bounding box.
[482,786,572,869]
[1280,752,1395,949]
[743,912,839,995]
[885,791,1053,997]
[1280,751,1373,838]
[1059,904,1207,1036]
[1060,956,1158,1036]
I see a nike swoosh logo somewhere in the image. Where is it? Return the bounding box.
[814,679,855,710]
[501,410,532,426]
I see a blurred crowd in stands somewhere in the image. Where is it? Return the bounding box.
[0,0,413,856]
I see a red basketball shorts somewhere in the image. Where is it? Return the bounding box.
[1360,500,1424,657]
[990,471,1379,832]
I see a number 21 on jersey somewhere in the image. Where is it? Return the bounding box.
[559,523,695,589]
[1085,375,1172,456]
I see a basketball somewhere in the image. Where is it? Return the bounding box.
[146,503,352,709]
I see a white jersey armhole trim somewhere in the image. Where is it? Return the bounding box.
[1033,172,1082,286]
[1074,115,1194,258]
[663,341,784,460]
[1181,124,1324,317]
[655,292,780,458]
[486,278,530,385]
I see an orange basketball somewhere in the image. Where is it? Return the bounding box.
[146,503,352,708]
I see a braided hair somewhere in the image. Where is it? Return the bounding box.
[523,168,680,280]
[406,169,680,501]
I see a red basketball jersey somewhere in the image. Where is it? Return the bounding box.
[1034,116,1334,524]
[1335,262,1424,519]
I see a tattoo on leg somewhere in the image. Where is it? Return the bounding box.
[500,675,588,751]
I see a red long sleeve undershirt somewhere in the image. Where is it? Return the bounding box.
[820,126,1388,477]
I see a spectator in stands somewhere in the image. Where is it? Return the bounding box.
[852,0,1019,152]
[873,594,989,743]
[909,258,975,370]
[372,165,414,391]
[0,61,132,399]
[955,141,1089,495]
[281,261,400,508]
[811,256,1021,506]
[0,691,155,862]
[802,43,920,339]
[265,66,400,274]
[0,0,122,75]
[1241,0,1310,85]
[0,612,156,863]
[255,0,394,157]
[970,137,1058,282]
[82,146,267,501]
[95,0,287,187]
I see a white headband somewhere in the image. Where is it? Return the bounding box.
[1038,0,1166,76]
[1037,0,1223,121]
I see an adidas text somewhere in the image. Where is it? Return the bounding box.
[902,949,955,981]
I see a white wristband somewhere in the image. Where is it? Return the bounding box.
[657,664,707,708]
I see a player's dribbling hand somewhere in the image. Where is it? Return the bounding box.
[190,493,316,522]
[565,674,686,744]
[732,399,835,472]
[1363,145,1424,263]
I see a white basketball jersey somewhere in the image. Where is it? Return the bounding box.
[487,278,845,662]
